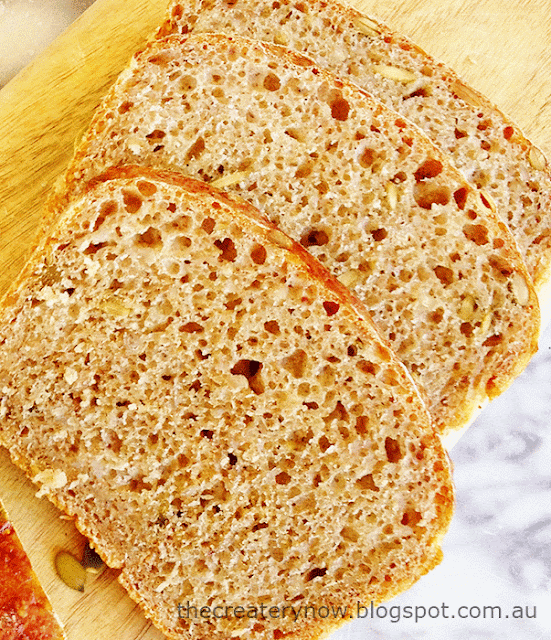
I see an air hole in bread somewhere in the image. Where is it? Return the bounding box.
[413,183,451,209]
[325,401,348,423]
[382,368,402,387]
[185,137,205,162]
[473,169,490,189]
[338,425,350,440]
[356,474,379,491]
[98,199,118,221]
[463,223,489,245]
[354,416,369,436]
[303,401,318,410]
[356,360,380,376]
[173,235,191,251]
[135,227,163,249]
[300,228,329,247]
[433,265,454,286]
[283,348,308,378]
[250,244,267,264]
[117,100,134,114]
[405,85,432,100]
[401,509,423,526]
[136,180,157,197]
[305,567,327,582]
[453,187,468,209]
[147,51,175,66]
[224,295,242,311]
[480,193,493,210]
[295,159,314,178]
[201,217,216,234]
[385,437,403,463]
[122,189,143,213]
[178,76,197,93]
[275,471,291,485]
[284,127,305,142]
[263,72,281,91]
[179,322,204,333]
[460,322,474,337]
[488,255,513,278]
[503,125,515,141]
[341,526,359,543]
[370,228,387,241]
[92,213,107,233]
[322,300,339,316]
[330,96,350,121]
[483,334,503,348]
[264,320,280,335]
[83,241,108,255]
[315,180,329,195]
[146,129,167,142]
[318,435,332,452]
[164,213,191,232]
[414,158,443,181]
[428,308,444,324]
[230,359,264,394]
[214,237,237,261]
[358,146,378,169]
[454,127,468,139]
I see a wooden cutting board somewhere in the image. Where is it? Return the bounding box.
[0,1,550,638]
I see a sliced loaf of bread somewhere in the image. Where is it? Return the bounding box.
[0,166,454,640]
[50,34,540,435]
[158,0,551,296]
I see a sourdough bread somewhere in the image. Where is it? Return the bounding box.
[0,498,65,639]
[50,34,540,435]
[0,166,454,640]
[158,0,551,296]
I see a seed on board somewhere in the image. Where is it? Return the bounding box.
[55,550,87,592]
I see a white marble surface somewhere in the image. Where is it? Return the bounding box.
[0,0,96,87]
[0,1,550,639]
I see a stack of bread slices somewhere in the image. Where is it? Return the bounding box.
[0,1,548,640]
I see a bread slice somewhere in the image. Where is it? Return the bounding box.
[0,166,453,640]
[49,33,539,435]
[157,0,551,298]
[0,498,65,639]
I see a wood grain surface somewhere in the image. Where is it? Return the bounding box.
[0,1,550,639]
